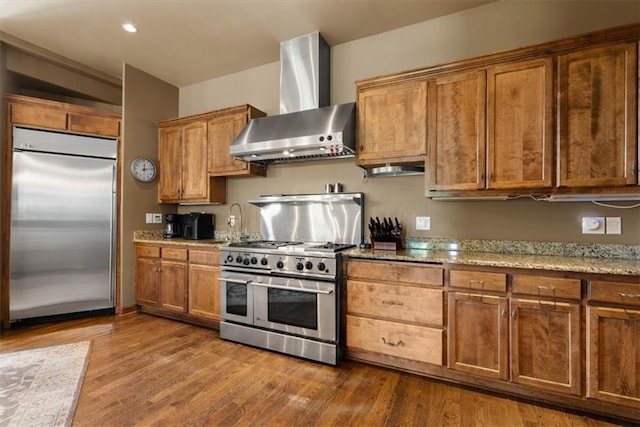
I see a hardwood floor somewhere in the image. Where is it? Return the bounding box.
[0,313,619,427]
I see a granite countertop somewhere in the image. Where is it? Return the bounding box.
[345,248,640,276]
[133,230,640,276]
[133,230,228,248]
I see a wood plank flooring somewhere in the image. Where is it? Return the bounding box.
[0,313,620,427]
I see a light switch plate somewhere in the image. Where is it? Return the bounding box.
[606,217,622,234]
[582,217,605,234]
[416,216,430,231]
[145,213,153,224]
[152,213,162,224]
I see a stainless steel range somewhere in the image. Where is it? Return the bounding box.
[219,193,363,365]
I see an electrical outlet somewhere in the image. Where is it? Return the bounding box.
[152,213,162,224]
[228,215,236,226]
[581,217,605,234]
[145,213,153,224]
[606,217,622,234]
[416,216,431,231]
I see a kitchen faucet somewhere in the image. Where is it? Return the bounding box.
[227,202,243,241]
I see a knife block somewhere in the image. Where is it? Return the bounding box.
[371,237,403,251]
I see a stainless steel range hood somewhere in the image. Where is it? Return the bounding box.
[229,32,356,163]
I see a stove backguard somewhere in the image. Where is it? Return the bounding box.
[248,193,364,246]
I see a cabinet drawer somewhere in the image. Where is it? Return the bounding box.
[189,249,219,265]
[589,281,640,308]
[136,245,160,258]
[347,280,443,326]
[11,103,67,130]
[347,260,443,287]
[346,315,443,366]
[512,275,582,300]
[449,270,507,293]
[162,247,188,261]
[69,113,121,137]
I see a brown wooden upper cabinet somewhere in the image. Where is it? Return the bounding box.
[157,104,267,204]
[157,119,226,204]
[7,94,121,138]
[356,79,427,167]
[427,70,486,191]
[207,105,267,177]
[557,42,638,188]
[427,58,553,192]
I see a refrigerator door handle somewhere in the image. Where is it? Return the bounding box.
[109,164,117,305]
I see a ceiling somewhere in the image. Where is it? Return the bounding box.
[0,0,494,88]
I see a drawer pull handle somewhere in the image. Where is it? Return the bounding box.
[620,292,640,299]
[382,300,404,306]
[536,285,557,309]
[381,337,403,347]
[469,279,485,289]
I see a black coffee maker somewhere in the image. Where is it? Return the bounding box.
[163,214,183,238]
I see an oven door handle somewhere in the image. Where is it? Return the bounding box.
[251,282,333,295]
[219,277,252,285]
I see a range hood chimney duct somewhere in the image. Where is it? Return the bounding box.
[280,32,330,114]
[230,32,356,163]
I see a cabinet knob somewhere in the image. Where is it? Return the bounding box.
[511,310,517,320]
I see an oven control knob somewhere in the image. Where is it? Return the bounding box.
[250,257,258,264]
[305,261,313,270]
[296,262,304,271]
[243,258,250,266]
[226,255,234,263]
[276,260,284,269]
[260,258,268,266]
[235,256,243,264]
[317,262,326,271]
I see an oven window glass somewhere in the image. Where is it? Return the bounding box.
[267,289,317,330]
[226,282,248,316]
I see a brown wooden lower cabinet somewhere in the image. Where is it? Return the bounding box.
[345,260,640,423]
[188,249,221,322]
[510,298,581,395]
[447,292,509,380]
[346,315,443,365]
[134,243,219,328]
[586,305,640,408]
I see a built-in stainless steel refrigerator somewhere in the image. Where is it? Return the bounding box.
[9,126,117,323]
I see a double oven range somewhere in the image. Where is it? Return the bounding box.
[219,193,363,365]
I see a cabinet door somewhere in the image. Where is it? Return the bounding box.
[448,292,508,380]
[188,264,220,321]
[356,80,427,166]
[159,260,188,313]
[135,257,160,306]
[558,43,638,188]
[180,120,209,201]
[510,298,581,395]
[587,306,640,408]
[68,113,120,137]
[427,70,486,191]
[208,112,249,176]
[487,58,553,189]
[158,126,183,202]
[9,102,68,130]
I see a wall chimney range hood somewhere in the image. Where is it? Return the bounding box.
[230,32,356,163]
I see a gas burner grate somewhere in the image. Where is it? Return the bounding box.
[227,240,302,249]
[304,242,356,252]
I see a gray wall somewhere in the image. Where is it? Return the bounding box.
[177,1,640,245]
[121,64,178,308]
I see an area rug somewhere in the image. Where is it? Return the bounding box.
[0,341,92,427]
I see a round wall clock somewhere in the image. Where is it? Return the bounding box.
[130,156,157,182]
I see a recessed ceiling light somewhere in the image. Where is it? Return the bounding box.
[122,23,138,33]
